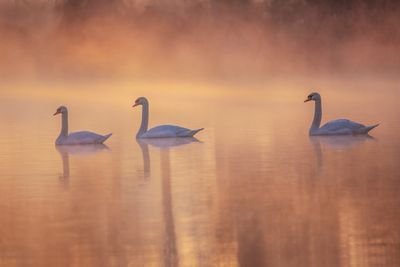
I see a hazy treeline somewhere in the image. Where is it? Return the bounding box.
[1,0,399,81]
[4,0,399,30]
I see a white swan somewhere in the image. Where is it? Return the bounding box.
[53,106,112,145]
[132,97,204,139]
[305,92,379,136]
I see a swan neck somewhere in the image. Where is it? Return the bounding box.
[137,103,149,138]
[60,112,68,137]
[311,100,322,133]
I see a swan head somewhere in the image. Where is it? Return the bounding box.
[53,106,68,116]
[132,97,148,107]
[304,92,321,102]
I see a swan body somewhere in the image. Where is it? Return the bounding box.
[140,125,203,138]
[56,131,112,145]
[305,92,379,136]
[132,97,204,139]
[316,119,377,135]
[54,106,112,145]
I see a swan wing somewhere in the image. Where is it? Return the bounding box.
[141,125,202,138]
[59,131,112,145]
[318,119,365,134]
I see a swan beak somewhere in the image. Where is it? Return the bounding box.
[53,110,60,116]
[304,98,311,102]
[132,103,139,108]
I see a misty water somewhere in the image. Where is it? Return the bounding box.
[0,78,400,267]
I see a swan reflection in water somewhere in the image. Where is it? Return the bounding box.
[56,144,110,180]
[136,137,201,265]
[137,137,201,149]
[310,135,375,174]
[136,137,201,179]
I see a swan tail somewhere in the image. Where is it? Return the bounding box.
[363,124,379,134]
[100,133,112,143]
[187,128,204,137]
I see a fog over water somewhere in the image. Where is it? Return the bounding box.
[0,0,399,82]
[1,1,400,267]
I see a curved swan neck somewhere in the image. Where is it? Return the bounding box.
[310,99,322,133]
[60,111,68,137]
[137,102,149,138]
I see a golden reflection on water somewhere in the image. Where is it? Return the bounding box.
[0,80,400,266]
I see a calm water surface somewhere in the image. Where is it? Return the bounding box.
[0,79,399,267]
